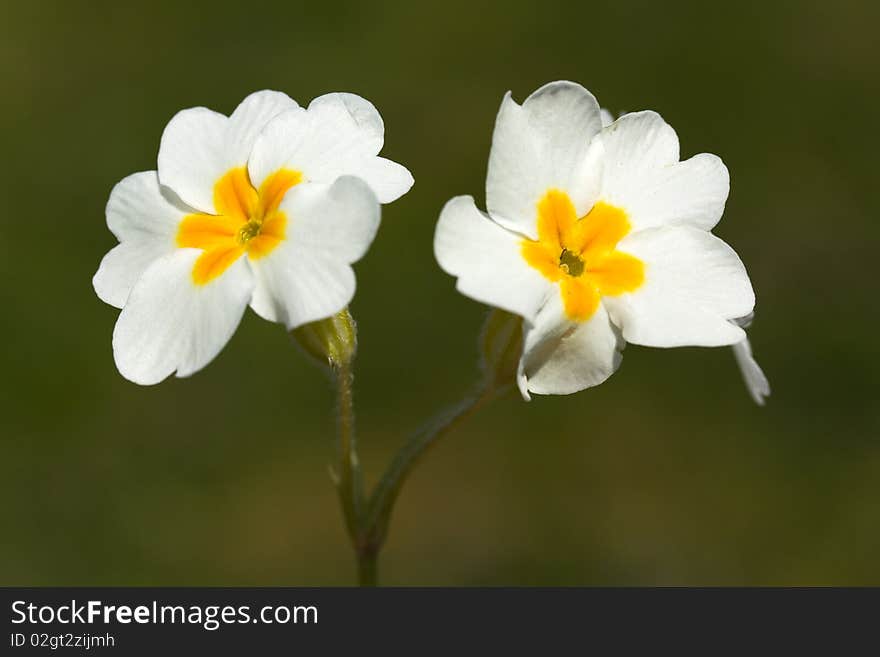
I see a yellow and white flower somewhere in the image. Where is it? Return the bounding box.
[435,81,756,399]
[94,90,412,385]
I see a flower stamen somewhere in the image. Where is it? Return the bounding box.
[558,248,585,277]
[520,189,644,321]
[237,219,263,245]
[176,167,302,285]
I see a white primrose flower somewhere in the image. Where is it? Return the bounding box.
[94,90,413,385]
[434,81,756,399]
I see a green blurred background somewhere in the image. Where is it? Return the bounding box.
[2,0,878,585]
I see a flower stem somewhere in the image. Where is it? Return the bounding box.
[359,382,501,572]
[334,358,379,586]
[334,359,362,544]
[357,547,378,587]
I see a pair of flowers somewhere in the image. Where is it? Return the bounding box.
[94,83,768,402]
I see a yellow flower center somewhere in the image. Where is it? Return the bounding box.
[521,190,645,321]
[176,167,302,285]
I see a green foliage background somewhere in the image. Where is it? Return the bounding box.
[1,0,878,585]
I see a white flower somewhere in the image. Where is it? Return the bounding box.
[94,90,413,385]
[434,81,756,399]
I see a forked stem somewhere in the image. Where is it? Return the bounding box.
[310,309,511,586]
[334,371,499,586]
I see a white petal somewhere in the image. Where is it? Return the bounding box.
[600,108,615,127]
[157,107,228,213]
[731,314,769,405]
[486,81,603,239]
[732,335,770,405]
[517,295,623,400]
[350,156,415,206]
[246,106,309,187]
[112,249,254,385]
[281,176,380,264]
[639,153,729,232]
[614,154,729,232]
[95,243,170,310]
[605,226,755,347]
[93,171,189,308]
[599,110,680,180]
[158,90,298,213]
[309,92,385,152]
[249,176,380,329]
[226,90,299,166]
[598,111,729,231]
[434,195,552,322]
[248,93,413,204]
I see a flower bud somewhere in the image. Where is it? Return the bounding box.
[291,308,357,369]
[479,309,523,389]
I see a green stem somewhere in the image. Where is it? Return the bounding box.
[361,382,500,563]
[334,360,362,544]
[357,548,378,587]
[335,359,380,585]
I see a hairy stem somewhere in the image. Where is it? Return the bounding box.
[334,360,362,544]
